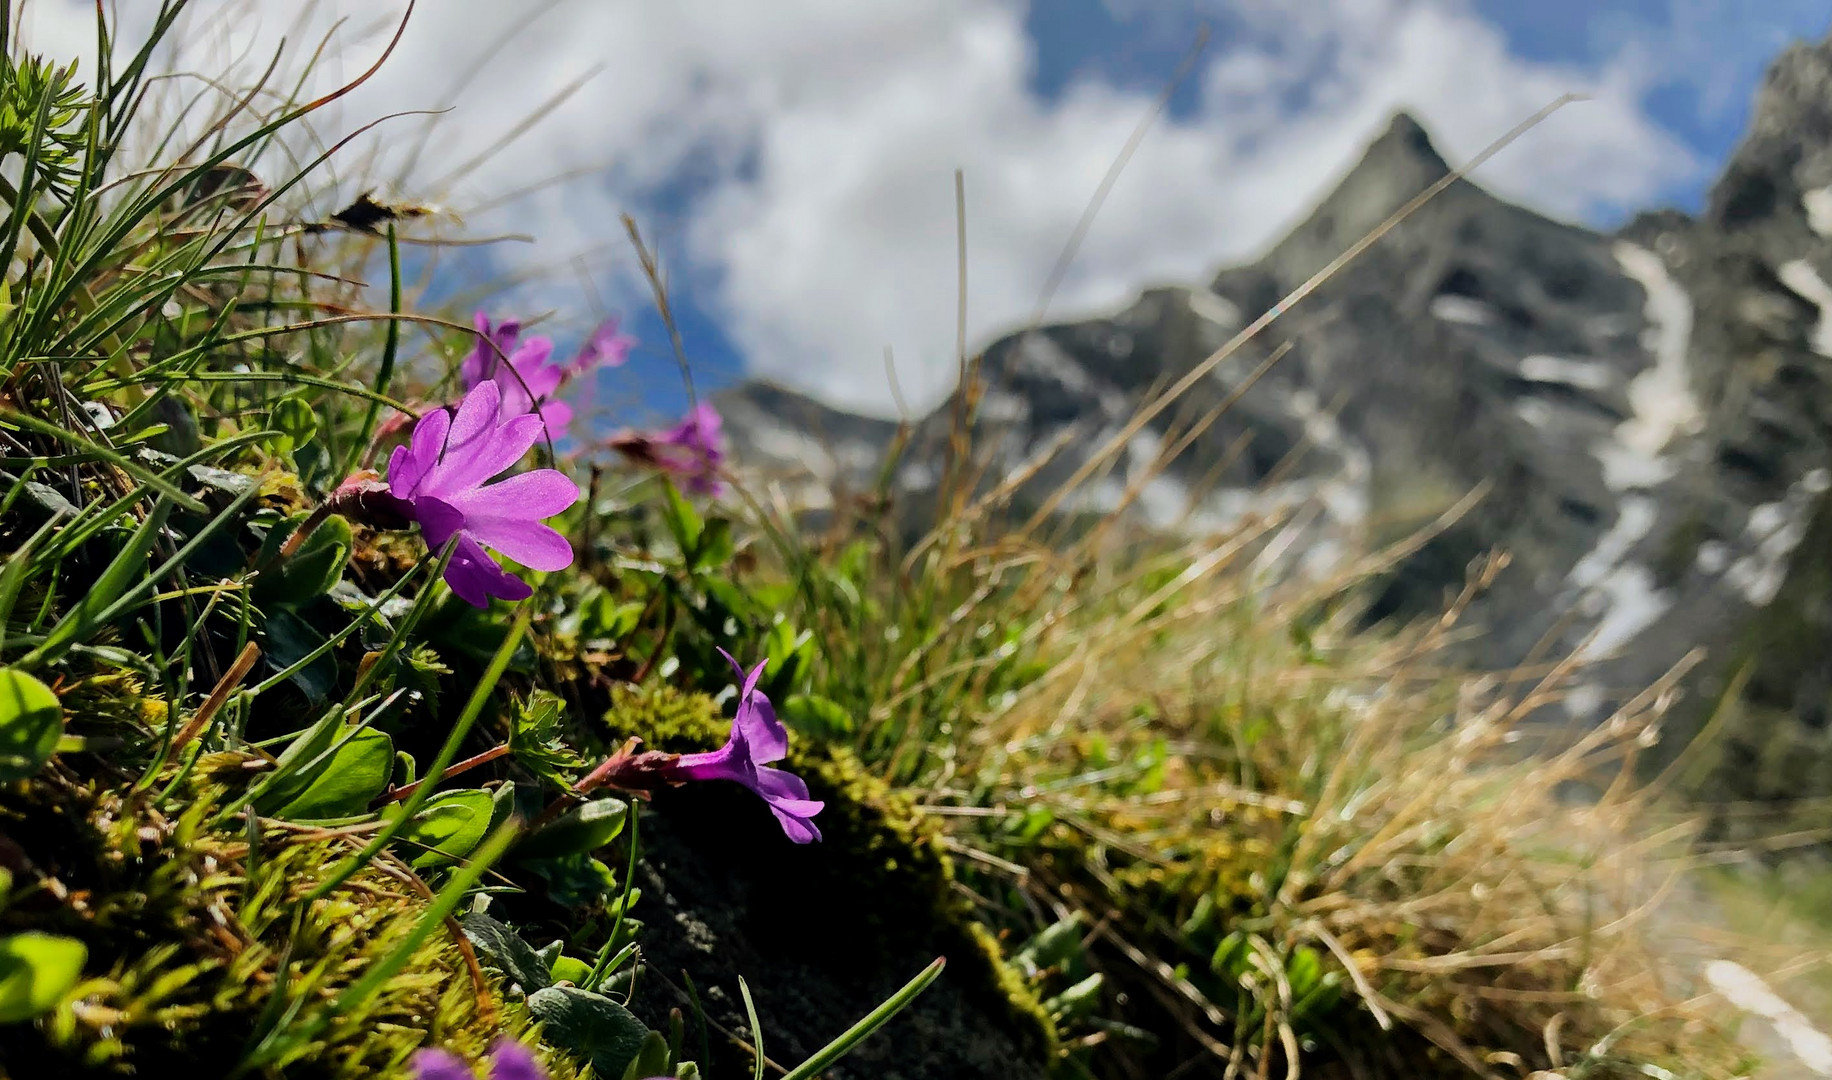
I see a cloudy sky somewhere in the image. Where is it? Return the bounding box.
[20,0,1832,422]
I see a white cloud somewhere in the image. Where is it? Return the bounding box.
[19,0,1700,416]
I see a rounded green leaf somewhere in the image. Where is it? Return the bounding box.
[516,798,628,861]
[0,668,64,782]
[0,932,87,1023]
[526,984,651,1077]
[268,397,318,454]
[549,954,593,985]
[270,728,393,820]
[389,788,493,869]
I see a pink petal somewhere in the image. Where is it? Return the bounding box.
[573,318,633,373]
[469,518,575,572]
[411,1048,474,1080]
[444,533,532,608]
[443,381,504,465]
[534,399,573,438]
[673,738,742,781]
[732,659,787,763]
[445,474,579,571]
[752,764,816,806]
[414,496,466,550]
[488,1040,546,1080]
[511,339,559,391]
[386,442,427,499]
[494,378,534,418]
[756,767,824,843]
[464,312,523,390]
[772,806,823,844]
[431,413,545,495]
[445,468,580,521]
[400,406,451,495]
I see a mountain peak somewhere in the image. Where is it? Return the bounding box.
[1374,110,1443,165]
[1245,110,1459,287]
[1340,109,1453,199]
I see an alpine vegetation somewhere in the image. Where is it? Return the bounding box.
[0,3,1804,1080]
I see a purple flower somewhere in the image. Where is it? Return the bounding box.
[413,1040,548,1080]
[667,650,823,843]
[461,313,572,435]
[384,381,580,608]
[462,313,634,438]
[609,402,727,496]
[570,316,635,375]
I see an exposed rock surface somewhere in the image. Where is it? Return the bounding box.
[716,33,1832,800]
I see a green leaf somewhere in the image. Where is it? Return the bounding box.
[387,788,492,869]
[26,499,170,667]
[267,397,317,454]
[0,932,86,1023]
[523,852,619,909]
[526,984,653,1077]
[0,668,62,782]
[1292,971,1343,1023]
[781,694,853,739]
[549,954,593,986]
[764,620,814,694]
[460,911,553,997]
[688,517,733,573]
[186,464,254,496]
[1210,931,1252,980]
[659,480,702,555]
[488,780,520,835]
[255,514,352,607]
[622,1030,672,1080]
[1014,914,1084,978]
[1285,945,1322,999]
[260,608,338,702]
[507,690,585,788]
[1041,973,1104,1023]
[265,727,393,820]
[516,798,628,861]
[1179,891,1216,938]
[777,958,945,1080]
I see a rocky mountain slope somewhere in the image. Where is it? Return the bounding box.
[716,33,1832,801]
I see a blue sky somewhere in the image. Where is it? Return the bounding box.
[42,0,1832,426]
[597,1,1832,424]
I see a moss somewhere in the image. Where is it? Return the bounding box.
[597,684,1057,1072]
[0,773,582,1080]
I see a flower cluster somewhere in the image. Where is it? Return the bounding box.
[608,401,727,496]
[331,312,641,607]
[460,313,633,437]
[319,311,821,844]
[378,381,579,607]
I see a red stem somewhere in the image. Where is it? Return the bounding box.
[375,743,512,806]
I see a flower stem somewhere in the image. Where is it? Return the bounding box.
[374,742,512,806]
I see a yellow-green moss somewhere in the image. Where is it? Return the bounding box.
[0,775,581,1079]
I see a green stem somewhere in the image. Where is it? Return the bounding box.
[778,958,947,1080]
[349,222,402,473]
